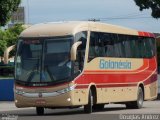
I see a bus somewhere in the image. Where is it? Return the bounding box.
[156,36,160,96]
[14,21,158,115]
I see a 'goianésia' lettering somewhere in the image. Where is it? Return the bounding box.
[99,59,131,69]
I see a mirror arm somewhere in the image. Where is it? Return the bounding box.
[3,45,15,64]
[71,41,82,61]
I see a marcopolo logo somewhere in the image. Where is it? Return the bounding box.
[99,59,131,70]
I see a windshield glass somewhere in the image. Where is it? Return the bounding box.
[44,39,71,82]
[15,37,72,86]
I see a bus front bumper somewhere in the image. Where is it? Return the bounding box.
[15,91,74,108]
[14,85,76,108]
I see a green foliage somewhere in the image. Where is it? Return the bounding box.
[0,30,7,56]
[0,24,24,57]
[0,0,21,26]
[5,24,24,47]
[134,0,160,18]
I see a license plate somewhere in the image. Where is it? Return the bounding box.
[35,99,46,104]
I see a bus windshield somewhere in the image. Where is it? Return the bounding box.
[15,37,72,86]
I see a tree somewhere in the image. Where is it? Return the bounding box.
[134,0,160,18]
[0,0,21,26]
[5,24,24,47]
[0,24,24,57]
[0,30,7,57]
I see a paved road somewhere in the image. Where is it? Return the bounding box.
[1,100,160,120]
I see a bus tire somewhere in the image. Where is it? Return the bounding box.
[126,87,144,109]
[93,104,104,111]
[36,107,44,115]
[84,89,93,113]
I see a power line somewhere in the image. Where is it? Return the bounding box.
[101,12,147,19]
[87,16,153,22]
[100,16,153,21]
[87,13,153,21]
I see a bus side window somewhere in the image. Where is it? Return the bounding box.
[144,38,155,58]
[104,34,116,57]
[116,34,126,58]
[137,38,145,58]
[123,36,132,58]
[89,32,123,60]
[103,33,118,57]
[88,32,106,62]
[88,32,96,62]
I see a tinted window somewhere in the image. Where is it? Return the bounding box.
[88,32,99,61]
[88,31,155,62]
[88,32,123,61]
[104,34,116,57]
[46,40,70,54]
[144,37,156,58]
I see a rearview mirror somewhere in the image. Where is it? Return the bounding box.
[71,41,82,61]
[3,45,15,64]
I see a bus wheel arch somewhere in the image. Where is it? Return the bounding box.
[90,85,97,104]
[126,83,144,109]
[84,85,97,113]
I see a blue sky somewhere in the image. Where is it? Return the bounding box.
[21,0,160,33]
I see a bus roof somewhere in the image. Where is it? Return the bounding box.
[20,21,155,38]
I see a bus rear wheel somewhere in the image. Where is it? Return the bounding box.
[126,87,144,109]
[84,89,93,113]
[36,107,44,115]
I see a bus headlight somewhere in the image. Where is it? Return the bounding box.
[57,84,76,94]
[15,89,25,95]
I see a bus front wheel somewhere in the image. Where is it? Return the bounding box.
[93,104,104,110]
[36,107,44,115]
[84,89,93,113]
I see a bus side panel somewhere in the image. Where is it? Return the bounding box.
[72,88,88,105]
[143,57,158,100]
[144,80,158,100]
[74,57,157,104]
[96,86,137,103]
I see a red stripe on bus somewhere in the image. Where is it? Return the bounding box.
[138,31,144,36]
[149,33,155,38]
[138,31,155,38]
[96,83,137,88]
[75,73,157,89]
[144,73,157,85]
[75,85,89,89]
[75,83,137,89]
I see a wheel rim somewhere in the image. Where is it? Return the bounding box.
[91,95,93,106]
[89,90,93,112]
[138,89,143,106]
